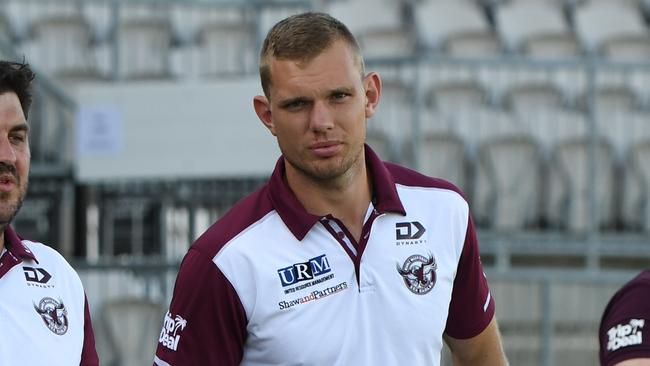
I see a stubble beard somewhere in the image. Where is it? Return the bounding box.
[0,179,27,227]
[285,142,365,186]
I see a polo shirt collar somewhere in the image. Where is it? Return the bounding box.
[268,144,406,241]
[0,225,37,279]
[4,225,37,261]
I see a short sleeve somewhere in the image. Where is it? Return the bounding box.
[444,215,495,339]
[154,248,248,366]
[80,295,99,366]
[599,272,650,366]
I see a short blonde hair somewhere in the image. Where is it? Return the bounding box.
[258,12,365,99]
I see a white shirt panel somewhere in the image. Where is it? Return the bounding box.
[214,186,469,366]
[0,241,86,366]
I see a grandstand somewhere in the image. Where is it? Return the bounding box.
[1,0,650,364]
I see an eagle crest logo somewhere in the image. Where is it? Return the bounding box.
[34,297,68,335]
[397,254,437,295]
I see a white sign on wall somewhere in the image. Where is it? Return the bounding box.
[76,106,123,156]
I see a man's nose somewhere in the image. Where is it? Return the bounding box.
[0,137,17,165]
[309,101,334,132]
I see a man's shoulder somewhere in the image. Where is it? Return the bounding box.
[21,240,81,278]
[383,161,468,201]
[192,183,275,259]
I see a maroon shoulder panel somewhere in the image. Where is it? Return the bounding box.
[444,215,495,339]
[80,295,99,366]
[599,269,650,366]
[155,248,248,365]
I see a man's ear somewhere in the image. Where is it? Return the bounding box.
[253,95,276,136]
[364,72,381,119]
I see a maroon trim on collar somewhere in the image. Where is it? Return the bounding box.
[364,144,406,216]
[267,158,322,241]
[5,225,37,262]
[267,144,406,241]
[0,226,36,279]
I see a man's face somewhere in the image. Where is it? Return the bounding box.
[0,92,30,225]
[254,40,380,183]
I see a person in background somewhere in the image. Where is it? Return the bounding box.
[600,269,650,366]
[154,12,508,366]
[0,60,99,365]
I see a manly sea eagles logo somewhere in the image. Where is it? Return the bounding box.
[34,297,68,335]
[397,254,437,295]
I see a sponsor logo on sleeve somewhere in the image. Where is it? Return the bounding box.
[397,253,437,295]
[607,318,645,352]
[34,297,68,335]
[277,254,334,294]
[159,311,187,352]
[395,222,427,245]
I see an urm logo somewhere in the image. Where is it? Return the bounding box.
[396,222,426,240]
[277,254,331,287]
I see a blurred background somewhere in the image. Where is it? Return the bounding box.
[1,0,650,364]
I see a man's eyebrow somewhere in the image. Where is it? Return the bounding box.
[11,123,29,133]
[329,86,354,95]
[278,96,310,108]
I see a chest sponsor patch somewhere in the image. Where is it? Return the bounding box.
[159,311,188,351]
[397,254,437,295]
[277,254,334,294]
[34,297,68,335]
[607,318,645,352]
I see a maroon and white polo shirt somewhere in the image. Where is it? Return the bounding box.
[600,269,650,366]
[154,145,495,366]
[0,226,98,366]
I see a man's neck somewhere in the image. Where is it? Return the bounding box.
[0,227,5,254]
[286,158,372,242]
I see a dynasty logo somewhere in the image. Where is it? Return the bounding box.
[395,222,426,245]
[397,254,437,295]
[24,266,53,288]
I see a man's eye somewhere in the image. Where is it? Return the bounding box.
[332,93,349,101]
[286,100,307,110]
[10,134,25,143]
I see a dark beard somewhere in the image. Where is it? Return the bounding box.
[0,162,26,226]
[0,192,24,226]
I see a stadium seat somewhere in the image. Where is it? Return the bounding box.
[116,19,173,80]
[414,0,497,54]
[601,35,650,62]
[257,2,313,41]
[574,1,649,54]
[622,140,650,231]
[477,135,542,230]
[417,132,468,192]
[193,22,257,78]
[495,1,577,57]
[366,129,393,162]
[102,298,165,366]
[0,13,13,42]
[327,0,414,59]
[169,3,245,45]
[547,138,616,232]
[588,86,646,157]
[21,15,100,79]
[427,80,490,113]
[3,0,81,40]
[369,80,414,165]
[503,81,565,114]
